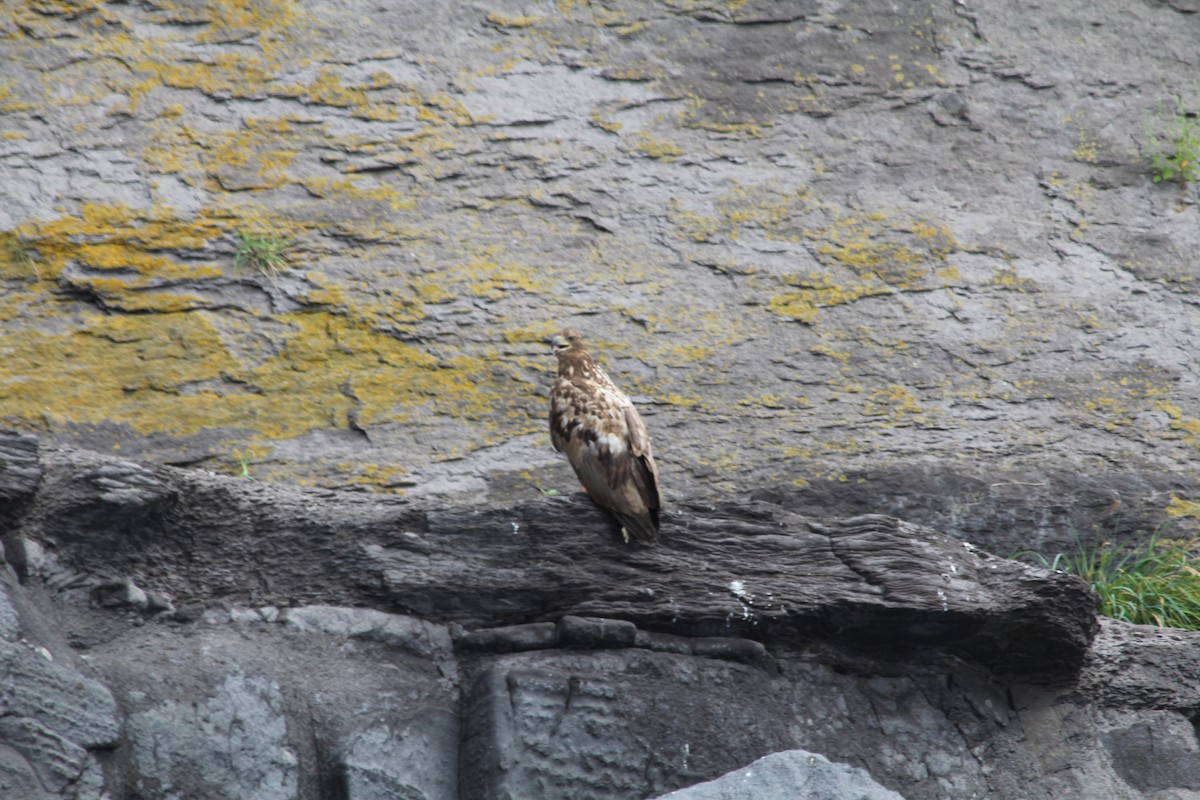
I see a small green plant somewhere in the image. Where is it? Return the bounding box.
[1021,528,1200,630]
[1,235,37,277]
[234,451,256,480]
[1143,99,1200,185]
[233,230,287,276]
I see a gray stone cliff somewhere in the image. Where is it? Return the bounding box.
[2,0,1200,549]
[2,0,1200,797]
[0,430,1199,799]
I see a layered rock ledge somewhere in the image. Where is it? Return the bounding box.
[2,430,1097,683]
[3,431,1199,800]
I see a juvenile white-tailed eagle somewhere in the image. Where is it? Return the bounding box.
[549,329,662,544]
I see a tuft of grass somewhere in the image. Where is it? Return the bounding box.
[2,237,38,277]
[1143,99,1200,186]
[233,230,287,276]
[234,451,256,480]
[1021,529,1200,630]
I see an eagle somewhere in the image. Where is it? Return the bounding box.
[549,329,662,544]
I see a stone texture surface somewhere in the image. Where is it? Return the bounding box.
[80,604,460,800]
[0,436,1195,799]
[3,0,1200,798]
[1,0,1200,558]
[6,438,1102,683]
[653,749,906,800]
[0,577,119,800]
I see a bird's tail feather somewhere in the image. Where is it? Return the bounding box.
[616,513,658,545]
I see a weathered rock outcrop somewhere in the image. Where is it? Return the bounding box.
[4,0,1200,562]
[2,430,1100,683]
[5,0,1200,797]
[2,432,1199,799]
[656,750,906,800]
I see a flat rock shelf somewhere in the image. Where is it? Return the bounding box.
[3,432,1198,800]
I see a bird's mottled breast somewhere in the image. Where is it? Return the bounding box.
[550,370,631,446]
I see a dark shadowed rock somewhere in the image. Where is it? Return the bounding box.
[2,436,1098,684]
[0,576,118,799]
[557,615,639,648]
[458,650,793,800]
[1100,711,1200,793]
[0,431,40,502]
[0,436,1197,799]
[84,618,459,800]
[455,622,560,654]
[1078,620,1200,710]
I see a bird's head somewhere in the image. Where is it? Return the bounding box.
[551,329,586,355]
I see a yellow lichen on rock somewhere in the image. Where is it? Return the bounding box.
[0,312,245,436]
[1155,401,1200,444]
[1166,496,1200,520]
[862,384,927,421]
[769,212,963,324]
[0,298,513,442]
[0,192,540,472]
[10,203,225,284]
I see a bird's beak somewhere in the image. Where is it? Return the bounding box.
[550,335,566,353]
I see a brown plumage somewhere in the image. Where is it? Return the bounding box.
[549,329,662,544]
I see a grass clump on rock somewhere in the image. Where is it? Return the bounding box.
[1025,530,1200,630]
[1,234,36,277]
[234,229,288,276]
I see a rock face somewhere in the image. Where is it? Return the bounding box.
[0,583,119,799]
[3,432,1101,684]
[4,0,1200,797]
[2,0,1200,560]
[2,434,1199,800]
[654,750,907,800]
